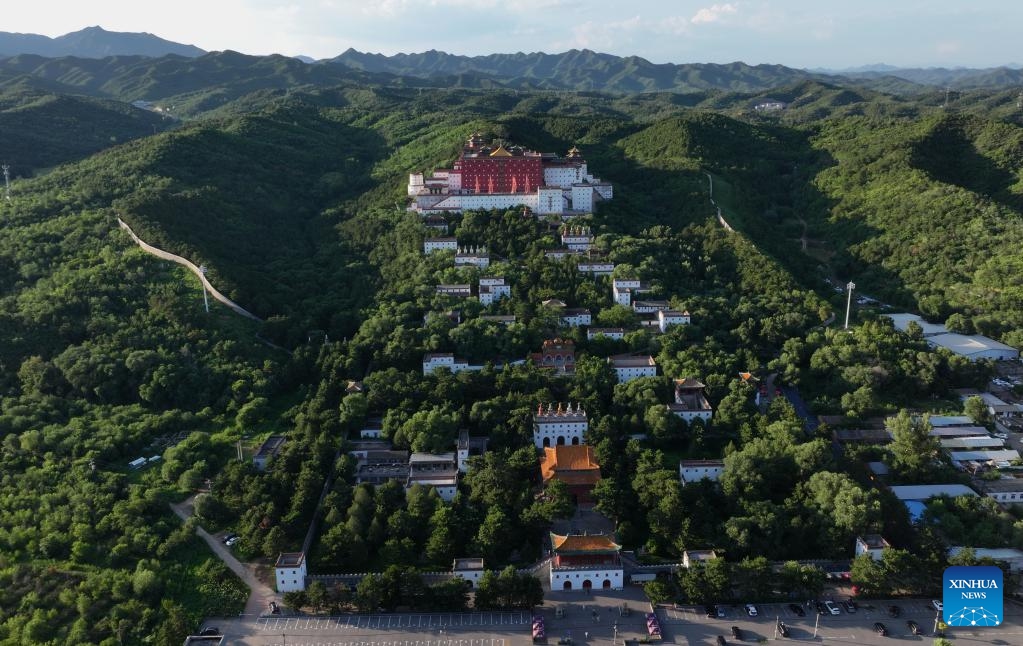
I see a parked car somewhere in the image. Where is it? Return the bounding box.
[731,625,743,640]
[269,601,279,614]
[815,601,827,615]
[787,603,806,617]
[842,599,857,613]
[995,432,1009,439]
[716,605,727,619]
[705,605,716,618]
[199,627,220,636]
[225,536,240,547]
[824,600,841,616]
[932,600,943,612]
[745,604,758,617]
[907,620,922,635]
[221,533,238,544]
[777,621,790,638]
[887,605,900,618]
[716,636,726,646]
[873,622,888,636]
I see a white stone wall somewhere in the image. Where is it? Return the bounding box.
[533,420,587,448]
[615,366,657,382]
[276,563,308,593]
[544,166,581,188]
[671,409,713,423]
[550,568,623,591]
[571,185,594,212]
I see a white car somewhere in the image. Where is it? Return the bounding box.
[994,432,1009,440]
[932,600,943,612]
[824,601,841,615]
[745,604,758,617]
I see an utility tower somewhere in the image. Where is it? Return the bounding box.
[198,265,210,313]
[2,164,10,201]
[844,282,856,330]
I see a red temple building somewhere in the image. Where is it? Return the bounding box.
[548,532,624,590]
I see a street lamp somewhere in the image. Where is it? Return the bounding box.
[844,281,856,330]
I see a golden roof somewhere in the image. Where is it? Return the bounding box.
[489,145,513,157]
[550,533,621,553]
[540,445,600,483]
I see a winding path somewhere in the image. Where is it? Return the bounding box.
[116,217,262,321]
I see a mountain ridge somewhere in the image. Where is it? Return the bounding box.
[0,26,205,59]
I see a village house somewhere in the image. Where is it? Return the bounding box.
[587,327,625,340]
[679,459,725,485]
[612,278,645,307]
[560,308,592,327]
[854,534,892,561]
[577,260,614,276]
[657,309,691,333]
[435,284,472,298]
[610,355,657,382]
[633,300,671,314]
[454,246,490,269]
[478,276,510,305]
[424,237,458,254]
[422,353,471,375]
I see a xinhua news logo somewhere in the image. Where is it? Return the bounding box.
[943,565,1003,627]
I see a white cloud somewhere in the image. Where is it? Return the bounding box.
[691,3,738,25]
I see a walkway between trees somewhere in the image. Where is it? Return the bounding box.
[169,495,279,616]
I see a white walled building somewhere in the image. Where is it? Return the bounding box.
[610,355,657,383]
[854,535,891,561]
[679,459,725,485]
[436,284,472,298]
[577,261,614,276]
[561,226,594,251]
[452,558,485,588]
[633,300,670,314]
[549,533,623,591]
[978,478,1023,506]
[407,452,459,502]
[456,430,488,473]
[668,378,713,423]
[533,403,588,448]
[588,327,626,340]
[560,308,592,327]
[478,277,511,305]
[612,279,643,307]
[454,246,490,269]
[423,353,471,375]
[658,309,691,333]
[424,237,458,254]
[275,552,307,592]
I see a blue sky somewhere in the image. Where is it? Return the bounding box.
[6,1,1020,68]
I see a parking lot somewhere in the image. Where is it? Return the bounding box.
[259,639,505,646]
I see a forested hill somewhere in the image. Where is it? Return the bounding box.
[0,26,205,58]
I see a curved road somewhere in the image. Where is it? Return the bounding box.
[170,496,279,616]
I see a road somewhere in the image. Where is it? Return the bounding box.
[170,496,279,616]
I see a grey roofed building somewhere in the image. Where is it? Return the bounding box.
[889,484,978,500]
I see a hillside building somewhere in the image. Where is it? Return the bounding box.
[252,435,286,471]
[424,237,458,254]
[667,378,713,423]
[435,284,472,298]
[478,276,510,305]
[423,353,471,375]
[610,355,657,382]
[275,552,308,593]
[561,226,594,251]
[612,278,646,307]
[658,309,691,333]
[577,260,614,276]
[533,402,588,448]
[560,308,592,327]
[456,430,489,473]
[454,246,490,269]
[679,459,725,485]
[588,327,625,340]
[531,339,576,375]
[541,445,601,504]
[407,452,459,501]
[854,534,891,561]
[409,136,612,215]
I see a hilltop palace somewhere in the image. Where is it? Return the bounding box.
[408,133,613,215]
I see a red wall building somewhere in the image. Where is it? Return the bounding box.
[457,146,543,194]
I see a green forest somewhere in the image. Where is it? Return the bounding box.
[1,56,1023,645]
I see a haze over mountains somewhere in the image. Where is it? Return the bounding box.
[2,27,1023,93]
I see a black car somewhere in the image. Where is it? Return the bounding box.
[777,621,790,638]
[199,627,220,636]
[843,599,858,613]
[873,622,889,636]
[887,605,901,618]
[815,601,827,615]
[787,603,806,617]
[716,636,727,646]
[907,620,922,635]
[705,605,717,618]
[731,625,743,640]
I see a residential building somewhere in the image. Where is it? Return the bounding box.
[978,392,1023,418]
[423,353,470,375]
[533,402,588,448]
[541,445,601,504]
[478,277,510,305]
[252,435,286,471]
[531,339,576,375]
[452,558,485,588]
[633,300,671,314]
[679,459,724,485]
[977,478,1023,506]
[587,327,625,340]
[668,378,713,423]
[549,533,623,591]
[560,308,592,327]
[480,314,516,326]
[612,278,644,307]
[658,309,691,333]
[561,226,594,251]
[454,246,490,269]
[409,136,612,215]
[610,355,657,383]
[435,284,472,298]
[456,430,488,473]
[424,237,458,254]
[407,452,459,502]
[275,552,307,592]
[577,260,614,276]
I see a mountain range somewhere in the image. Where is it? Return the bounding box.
[0,26,204,59]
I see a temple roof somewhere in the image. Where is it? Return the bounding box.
[550,533,621,554]
[489,145,512,157]
[541,445,600,485]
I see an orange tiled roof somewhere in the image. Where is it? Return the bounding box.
[541,445,600,483]
[550,533,621,553]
